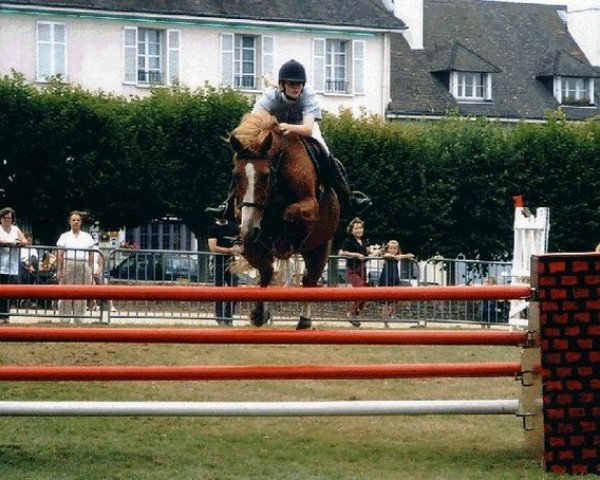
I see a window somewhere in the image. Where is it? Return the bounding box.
[555,76,594,106]
[36,22,66,81]
[235,35,256,89]
[450,71,492,101]
[313,38,365,95]
[326,40,347,93]
[123,27,180,86]
[127,222,195,250]
[220,33,274,90]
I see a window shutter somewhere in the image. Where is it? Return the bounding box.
[589,78,595,105]
[313,38,325,92]
[167,30,180,86]
[352,40,365,95]
[485,73,492,100]
[220,33,234,87]
[449,71,457,97]
[553,76,562,103]
[123,27,137,84]
[262,35,274,85]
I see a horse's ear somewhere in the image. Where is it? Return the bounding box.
[229,135,243,153]
[261,132,273,157]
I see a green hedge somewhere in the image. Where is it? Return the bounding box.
[1,73,598,257]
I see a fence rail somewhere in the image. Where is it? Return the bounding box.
[0,245,521,327]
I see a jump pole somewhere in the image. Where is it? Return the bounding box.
[0,400,520,417]
[0,284,532,302]
[0,326,530,346]
[0,362,523,381]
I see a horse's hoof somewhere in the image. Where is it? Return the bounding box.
[250,313,265,327]
[296,316,312,330]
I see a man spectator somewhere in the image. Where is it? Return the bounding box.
[207,218,241,326]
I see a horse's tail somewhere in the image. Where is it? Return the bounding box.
[228,257,252,276]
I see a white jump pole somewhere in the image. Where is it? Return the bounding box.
[0,400,519,417]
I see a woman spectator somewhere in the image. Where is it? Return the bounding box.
[378,240,414,326]
[338,217,379,327]
[0,207,28,321]
[56,211,95,323]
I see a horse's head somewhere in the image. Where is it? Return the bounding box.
[229,112,280,247]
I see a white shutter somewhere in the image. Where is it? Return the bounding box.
[313,38,325,92]
[123,27,137,84]
[589,78,595,105]
[352,40,365,95]
[220,33,234,87]
[167,30,180,86]
[449,71,457,97]
[262,35,274,83]
[485,73,492,101]
[553,76,562,103]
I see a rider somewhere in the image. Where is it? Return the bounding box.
[205,59,372,219]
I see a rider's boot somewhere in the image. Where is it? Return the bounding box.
[330,156,372,218]
[204,187,235,219]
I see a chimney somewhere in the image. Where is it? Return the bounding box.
[393,0,424,50]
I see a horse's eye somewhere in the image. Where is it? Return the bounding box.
[232,173,242,184]
[259,172,270,182]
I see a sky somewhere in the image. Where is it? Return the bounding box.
[485,0,563,3]
[484,0,595,5]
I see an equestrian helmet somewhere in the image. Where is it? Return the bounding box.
[278,60,307,84]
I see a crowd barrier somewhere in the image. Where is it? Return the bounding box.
[1,245,520,326]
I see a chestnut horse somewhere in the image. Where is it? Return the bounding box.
[229,111,340,329]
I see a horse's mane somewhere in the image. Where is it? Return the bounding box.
[231,111,279,151]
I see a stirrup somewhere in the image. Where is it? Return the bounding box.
[350,191,372,216]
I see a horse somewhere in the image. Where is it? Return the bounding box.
[228,111,340,329]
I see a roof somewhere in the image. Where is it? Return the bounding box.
[388,0,600,121]
[0,0,407,31]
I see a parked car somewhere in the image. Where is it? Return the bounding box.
[109,252,201,282]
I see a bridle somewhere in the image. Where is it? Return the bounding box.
[236,149,284,213]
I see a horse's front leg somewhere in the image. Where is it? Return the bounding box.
[250,260,274,328]
[282,197,317,227]
[279,197,317,256]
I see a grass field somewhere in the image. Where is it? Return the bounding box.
[0,325,591,479]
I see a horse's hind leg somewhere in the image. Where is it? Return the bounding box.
[296,242,331,330]
[251,257,274,327]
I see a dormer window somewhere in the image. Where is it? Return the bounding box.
[450,71,492,102]
[554,76,594,106]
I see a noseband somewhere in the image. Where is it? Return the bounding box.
[240,200,265,210]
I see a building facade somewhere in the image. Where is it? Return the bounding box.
[0,0,405,118]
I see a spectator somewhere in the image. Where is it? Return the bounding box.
[89,248,116,313]
[0,207,28,322]
[480,276,503,324]
[207,218,241,326]
[338,217,379,327]
[19,232,39,308]
[378,240,414,326]
[56,211,96,323]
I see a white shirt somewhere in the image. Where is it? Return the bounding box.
[0,225,23,275]
[56,230,96,261]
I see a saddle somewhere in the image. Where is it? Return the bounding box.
[299,137,334,195]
